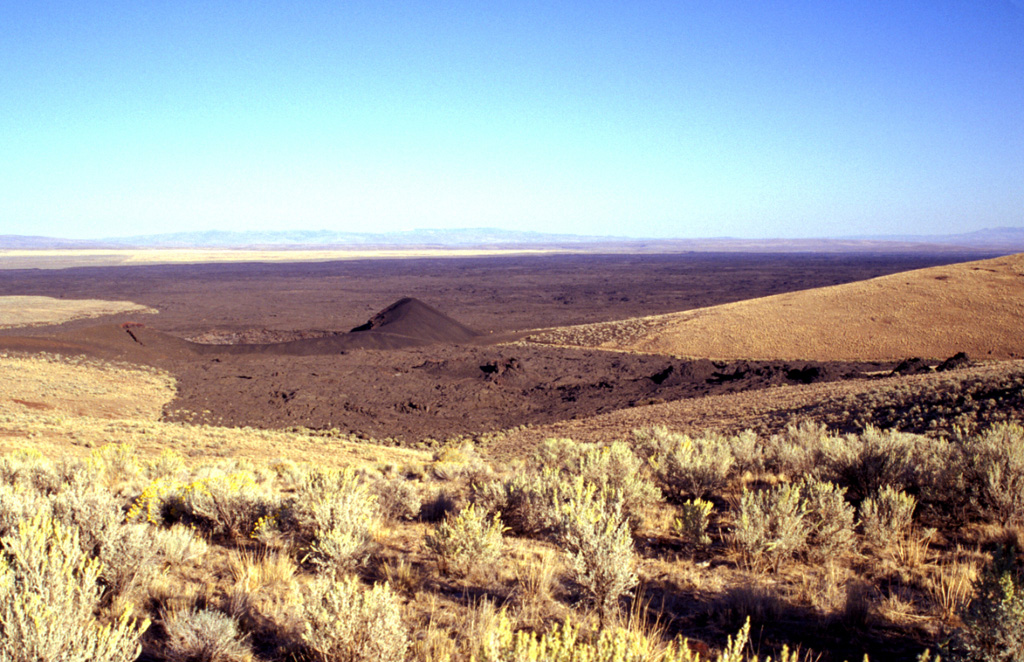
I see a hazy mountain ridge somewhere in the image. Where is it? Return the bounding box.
[2,227,1023,252]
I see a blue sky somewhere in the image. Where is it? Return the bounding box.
[1,1,1022,239]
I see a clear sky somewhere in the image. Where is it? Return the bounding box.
[2,1,1022,240]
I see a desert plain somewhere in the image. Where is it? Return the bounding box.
[1,248,1023,662]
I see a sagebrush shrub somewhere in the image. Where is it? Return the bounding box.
[733,483,809,572]
[728,429,764,476]
[296,468,380,575]
[673,498,713,548]
[476,611,754,662]
[576,442,662,527]
[959,423,1024,525]
[0,448,63,495]
[800,478,856,563]
[162,608,252,662]
[0,512,148,662]
[0,481,51,538]
[636,428,733,499]
[763,420,831,479]
[557,481,637,625]
[52,474,159,602]
[300,576,409,662]
[474,468,568,536]
[424,504,505,578]
[819,426,923,499]
[156,524,209,565]
[369,475,422,522]
[860,485,917,547]
[533,437,587,471]
[177,471,278,540]
[946,548,1024,662]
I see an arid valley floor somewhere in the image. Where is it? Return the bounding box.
[1,249,1023,662]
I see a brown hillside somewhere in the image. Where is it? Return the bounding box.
[530,253,1024,361]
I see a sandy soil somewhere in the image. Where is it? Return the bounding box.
[530,253,1024,361]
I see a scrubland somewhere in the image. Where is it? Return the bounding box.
[1,355,1023,662]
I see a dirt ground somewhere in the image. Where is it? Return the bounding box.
[0,250,997,443]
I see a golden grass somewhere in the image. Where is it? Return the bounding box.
[529,253,1024,361]
[0,295,156,328]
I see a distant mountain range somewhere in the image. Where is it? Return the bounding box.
[2,226,1023,252]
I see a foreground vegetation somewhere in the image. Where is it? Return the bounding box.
[2,419,1023,662]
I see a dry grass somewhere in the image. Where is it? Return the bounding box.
[0,248,574,270]
[0,295,156,328]
[528,253,1024,361]
[2,348,1020,661]
[0,352,429,469]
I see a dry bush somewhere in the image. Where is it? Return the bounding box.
[369,474,423,522]
[425,503,506,578]
[728,429,764,476]
[818,427,926,500]
[476,610,756,662]
[800,478,856,563]
[946,548,1024,662]
[428,442,492,483]
[763,420,831,479]
[0,481,51,538]
[0,512,149,662]
[161,608,252,662]
[299,575,409,662]
[156,524,209,565]
[732,483,809,573]
[576,441,663,527]
[0,448,63,494]
[557,481,637,625]
[174,469,280,541]
[926,557,978,621]
[480,439,660,536]
[860,485,917,548]
[672,498,714,549]
[959,423,1024,526]
[473,468,570,536]
[297,469,381,576]
[634,427,734,499]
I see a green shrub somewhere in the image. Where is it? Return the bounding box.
[673,498,714,548]
[300,576,409,662]
[0,512,148,662]
[424,504,506,578]
[860,485,917,547]
[557,481,637,625]
[162,608,252,662]
[733,483,809,572]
